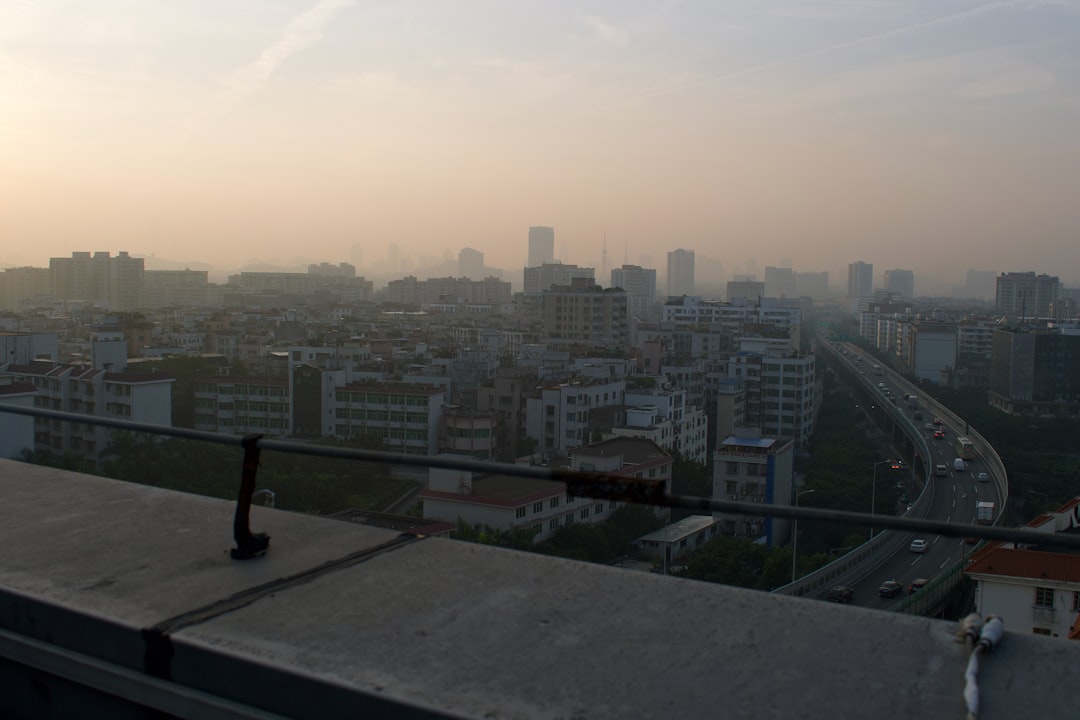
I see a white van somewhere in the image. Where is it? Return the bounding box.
[935,464,948,477]
[953,458,966,471]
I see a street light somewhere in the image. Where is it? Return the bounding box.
[790,489,816,583]
[869,459,895,539]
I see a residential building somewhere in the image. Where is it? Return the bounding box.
[570,436,674,521]
[713,434,794,547]
[965,497,1080,640]
[458,247,485,280]
[611,264,657,322]
[524,376,626,457]
[2,357,173,462]
[540,278,627,347]
[996,272,1060,319]
[142,270,211,308]
[440,409,497,460]
[523,262,595,295]
[0,379,36,458]
[635,515,721,566]
[901,322,957,384]
[726,279,764,304]
[989,328,1080,415]
[528,226,555,268]
[419,459,610,543]
[666,249,695,298]
[764,266,796,299]
[327,381,446,455]
[882,269,915,299]
[194,377,291,436]
[847,261,873,311]
[49,251,144,310]
[1,267,51,311]
[793,271,829,301]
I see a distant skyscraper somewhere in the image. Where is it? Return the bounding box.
[667,249,695,298]
[995,272,1060,319]
[528,227,555,268]
[350,243,364,269]
[458,247,485,280]
[882,269,915,298]
[764,266,796,298]
[847,261,873,299]
[611,264,657,321]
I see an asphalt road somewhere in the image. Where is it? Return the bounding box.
[826,345,1003,609]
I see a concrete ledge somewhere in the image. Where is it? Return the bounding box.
[2,460,1077,719]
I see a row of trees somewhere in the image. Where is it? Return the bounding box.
[23,431,417,515]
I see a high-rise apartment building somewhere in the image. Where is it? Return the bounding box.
[995,272,1060,319]
[610,264,657,321]
[458,247,485,279]
[847,261,873,299]
[49,251,144,311]
[882,269,915,298]
[528,226,555,268]
[541,278,627,347]
[523,262,594,294]
[764,266,796,298]
[667,249,695,298]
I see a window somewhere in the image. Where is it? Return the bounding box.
[515,507,526,519]
[1033,627,1052,636]
[532,502,543,514]
[1035,587,1054,608]
[549,519,559,530]
[550,497,560,509]
[580,507,590,519]
[726,461,739,474]
[532,524,541,536]
[595,503,603,514]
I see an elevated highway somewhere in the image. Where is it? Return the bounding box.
[775,336,1008,610]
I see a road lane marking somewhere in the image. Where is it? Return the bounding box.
[910,558,920,567]
[933,536,941,544]
[940,558,951,569]
[952,499,955,508]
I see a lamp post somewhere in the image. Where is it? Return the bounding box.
[790,489,816,583]
[869,459,895,539]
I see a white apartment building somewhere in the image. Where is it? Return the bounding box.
[966,498,1080,640]
[2,360,173,461]
[419,460,613,543]
[721,338,816,449]
[524,377,626,458]
[624,386,708,463]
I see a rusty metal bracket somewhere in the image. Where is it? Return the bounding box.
[231,434,270,560]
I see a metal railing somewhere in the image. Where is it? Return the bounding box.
[0,404,1069,559]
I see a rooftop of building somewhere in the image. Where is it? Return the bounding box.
[420,473,564,507]
[637,514,717,543]
[7,452,1073,718]
[571,436,671,466]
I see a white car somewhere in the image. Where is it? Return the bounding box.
[909,539,929,553]
[977,472,989,482]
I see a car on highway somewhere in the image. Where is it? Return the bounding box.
[914,411,923,420]
[878,580,903,598]
[923,422,934,431]
[908,578,929,594]
[909,539,929,553]
[932,418,944,426]
[934,429,946,439]
[977,472,989,482]
[826,586,855,603]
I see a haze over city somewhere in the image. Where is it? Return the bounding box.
[4,1,1080,287]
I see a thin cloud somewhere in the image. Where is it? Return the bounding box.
[638,0,1037,99]
[220,0,355,99]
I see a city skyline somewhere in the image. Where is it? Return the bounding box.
[4,2,1080,286]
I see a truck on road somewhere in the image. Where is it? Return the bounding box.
[976,501,995,525]
[906,394,918,409]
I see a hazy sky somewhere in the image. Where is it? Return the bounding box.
[3,1,1080,286]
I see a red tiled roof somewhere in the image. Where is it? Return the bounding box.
[966,544,1080,583]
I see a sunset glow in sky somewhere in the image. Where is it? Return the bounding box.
[3,1,1080,287]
